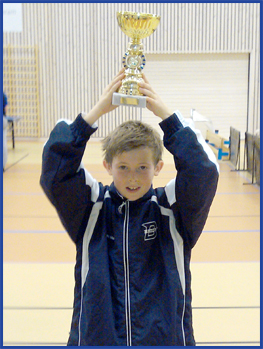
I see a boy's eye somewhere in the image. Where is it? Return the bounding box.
[119,166,127,170]
[139,166,147,171]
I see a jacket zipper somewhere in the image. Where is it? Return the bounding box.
[123,201,132,346]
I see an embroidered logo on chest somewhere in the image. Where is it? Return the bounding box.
[142,221,158,241]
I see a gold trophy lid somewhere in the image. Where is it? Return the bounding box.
[117,11,160,40]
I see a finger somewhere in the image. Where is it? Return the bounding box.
[113,69,125,83]
[118,67,126,74]
[138,86,156,99]
[114,68,125,80]
[105,71,124,93]
[111,79,122,93]
[142,73,150,84]
[112,71,125,88]
[139,80,155,94]
[144,97,156,113]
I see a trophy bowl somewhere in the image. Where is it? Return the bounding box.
[112,11,161,108]
[117,11,161,41]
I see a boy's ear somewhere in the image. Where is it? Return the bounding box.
[154,160,164,176]
[103,160,112,175]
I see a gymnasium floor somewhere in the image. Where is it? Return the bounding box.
[3,138,260,346]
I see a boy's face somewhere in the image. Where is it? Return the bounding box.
[103,147,164,201]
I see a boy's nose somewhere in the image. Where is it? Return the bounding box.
[128,171,138,182]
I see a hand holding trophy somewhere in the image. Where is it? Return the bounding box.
[112,11,160,108]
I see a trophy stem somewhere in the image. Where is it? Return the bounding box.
[131,38,141,45]
[116,38,146,98]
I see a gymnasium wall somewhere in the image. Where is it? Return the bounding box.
[3,3,260,139]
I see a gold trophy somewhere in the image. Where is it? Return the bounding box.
[112,11,160,108]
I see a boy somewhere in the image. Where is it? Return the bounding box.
[40,70,219,346]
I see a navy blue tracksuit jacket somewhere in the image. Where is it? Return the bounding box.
[40,112,219,346]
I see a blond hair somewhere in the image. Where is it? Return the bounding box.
[102,120,163,165]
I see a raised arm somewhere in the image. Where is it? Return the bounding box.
[40,69,124,242]
[82,69,125,126]
[160,114,219,248]
[138,74,172,120]
[139,75,219,248]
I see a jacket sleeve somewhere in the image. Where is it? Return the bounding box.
[159,112,219,248]
[40,114,99,243]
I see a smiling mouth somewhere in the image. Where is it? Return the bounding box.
[126,187,140,192]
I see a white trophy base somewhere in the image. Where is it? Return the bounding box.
[112,93,146,108]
